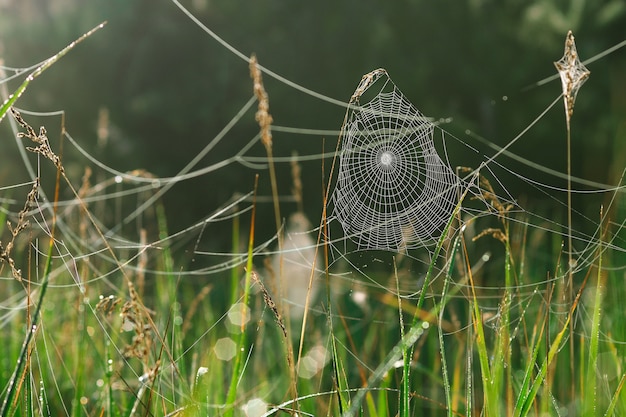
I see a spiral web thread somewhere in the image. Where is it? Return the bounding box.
[332,70,459,253]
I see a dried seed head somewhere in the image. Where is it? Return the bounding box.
[249,54,273,148]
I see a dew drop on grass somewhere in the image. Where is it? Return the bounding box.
[196,366,209,378]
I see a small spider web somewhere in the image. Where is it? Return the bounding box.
[331,69,460,253]
[554,30,590,125]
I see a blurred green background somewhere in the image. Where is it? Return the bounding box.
[0,0,624,245]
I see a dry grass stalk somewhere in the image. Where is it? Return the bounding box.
[11,108,64,173]
[249,54,273,148]
[77,166,91,246]
[251,270,287,339]
[96,294,122,316]
[249,53,283,284]
[467,171,513,246]
[290,151,304,213]
[554,31,590,125]
[473,227,508,244]
[78,167,91,204]
[0,178,39,281]
[476,174,513,219]
[97,107,109,149]
[137,228,147,297]
[181,284,213,338]
[121,281,154,367]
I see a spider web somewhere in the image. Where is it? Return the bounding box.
[2,6,626,415]
[554,30,590,125]
[332,70,459,253]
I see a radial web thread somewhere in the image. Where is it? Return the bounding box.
[332,70,459,253]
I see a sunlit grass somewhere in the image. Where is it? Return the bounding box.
[1,24,625,417]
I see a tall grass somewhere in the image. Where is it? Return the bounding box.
[1,27,625,417]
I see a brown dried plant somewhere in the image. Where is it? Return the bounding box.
[95,294,122,316]
[459,167,513,244]
[120,281,154,366]
[290,151,304,213]
[11,108,64,173]
[251,270,287,339]
[249,54,282,252]
[249,54,273,148]
[0,177,39,281]
[181,284,213,339]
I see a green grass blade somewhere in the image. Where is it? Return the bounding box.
[513,319,544,417]
[329,323,351,414]
[224,175,258,417]
[520,327,568,416]
[0,226,55,417]
[604,373,626,417]
[471,296,495,414]
[585,219,606,415]
[462,232,497,416]
[0,22,106,124]
[466,313,474,416]
[517,299,573,417]
[344,319,431,417]
[438,274,452,417]
[490,241,513,416]
[396,258,409,417]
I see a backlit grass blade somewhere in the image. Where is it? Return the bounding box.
[604,374,626,417]
[585,218,606,415]
[0,22,106,124]
[516,266,590,417]
[0,188,61,417]
[224,175,258,417]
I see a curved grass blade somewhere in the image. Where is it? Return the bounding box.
[0,22,106,123]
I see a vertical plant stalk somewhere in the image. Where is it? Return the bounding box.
[249,55,281,248]
[554,30,590,399]
[0,172,62,417]
[224,175,258,417]
[584,207,606,415]
[394,258,410,417]
[437,256,455,417]
[290,152,304,214]
[318,119,351,413]
[230,205,240,306]
[248,54,301,403]
[514,262,593,417]
[463,236,497,416]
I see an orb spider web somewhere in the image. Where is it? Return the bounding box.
[331,69,460,253]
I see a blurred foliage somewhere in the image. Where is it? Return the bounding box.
[0,0,625,242]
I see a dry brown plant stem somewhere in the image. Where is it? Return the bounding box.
[11,112,182,385]
[250,55,299,402]
[249,55,282,245]
[554,30,590,398]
